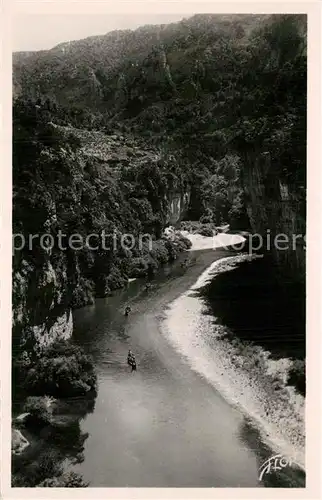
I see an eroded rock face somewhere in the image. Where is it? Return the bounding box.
[31,310,73,348]
[243,154,305,281]
[166,191,191,225]
[12,254,73,349]
[12,428,30,455]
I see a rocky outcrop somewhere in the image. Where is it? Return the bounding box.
[12,429,30,455]
[12,254,73,349]
[31,310,73,348]
[243,153,305,281]
[166,190,191,225]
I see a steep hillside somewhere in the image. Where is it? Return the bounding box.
[13,15,266,108]
[13,101,191,353]
[12,13,307,353]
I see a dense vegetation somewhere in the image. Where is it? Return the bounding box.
[14,14,306,229]
[12,96,192,483]
[12,389,94,487]
[12,13,307,486]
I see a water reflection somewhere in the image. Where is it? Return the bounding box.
[198,256,305,361]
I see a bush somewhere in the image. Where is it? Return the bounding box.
[199,208,215,224]
[13,449,63,487]
[180,220,217,238]
[105,265,128,290]
[176,234,192,250]
[38,471,88,487]
[22,340,97,398]
[23,396,55,425]
[180,220,199,232]
[150,240,170,265]
[198,227,214,237]
[199,214,214,224]
[129,257,149,278]
[287,359,305,395]
[127,233,191,277]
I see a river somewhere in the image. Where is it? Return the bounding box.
[67,248,305,488]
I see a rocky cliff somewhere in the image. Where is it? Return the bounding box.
[242,152,306,281]
[166,190,191,225]
[12,105,192,350]
[12,13,306,350]
[12,257,73,350]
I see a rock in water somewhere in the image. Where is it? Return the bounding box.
[12,428,30,455]
[15,412,31,424]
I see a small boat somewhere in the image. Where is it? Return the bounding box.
[127,352,137,371]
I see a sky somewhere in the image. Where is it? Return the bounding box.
[12,14,187,52]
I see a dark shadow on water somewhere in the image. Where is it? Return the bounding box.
[197,254,305,361]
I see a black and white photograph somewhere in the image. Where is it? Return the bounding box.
[3,0,320,492]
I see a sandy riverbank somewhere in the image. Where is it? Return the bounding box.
[160,233,305,469]
[181,229,246,251]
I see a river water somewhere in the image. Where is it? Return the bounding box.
[64,248,305,488]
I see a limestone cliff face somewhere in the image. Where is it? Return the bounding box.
[242,153,306,281]
[12,119,194,351]
[166,190,191,225]
[12,254,73,349]
[12,188,190,350]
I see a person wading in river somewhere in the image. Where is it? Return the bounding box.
[127,350,137,372]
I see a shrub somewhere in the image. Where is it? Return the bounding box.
[287,359,305,395]
[38,471,88,487]
[150,240,170,265]
[199,214,214,224]
[180,220,217,238]
[71,278,94,309]
[176,234,192,249]
[13,449,63,487]
[129,257,149,278]
[199,208,215,224]
[198,227,214,237]
[22,340,97,398]
[180,220,199,232]
[23,396,55,425]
